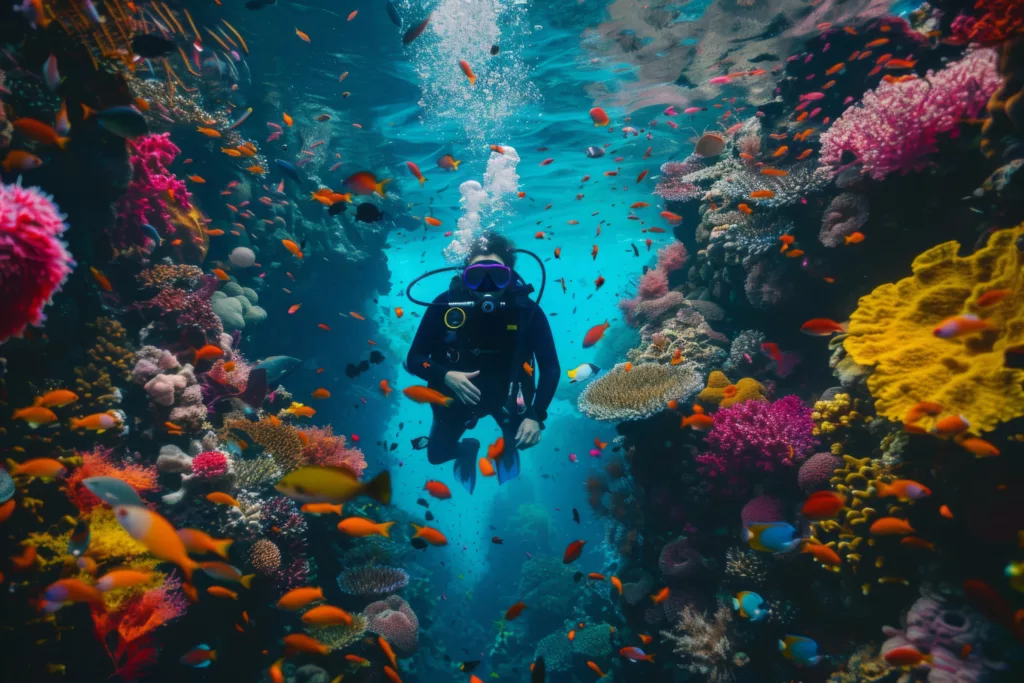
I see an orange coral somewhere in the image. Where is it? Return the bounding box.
[65,448,158,512]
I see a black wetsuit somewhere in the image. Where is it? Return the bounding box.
[405,273,559,492]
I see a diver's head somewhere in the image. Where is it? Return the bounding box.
[463,232,517,293]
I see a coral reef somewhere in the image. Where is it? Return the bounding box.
[820,49,1000,180]
[250,539,282,576]
[136,263,204,291]
[696,370,767,409]
[843,224,1024,434]
[820,193,870,248]
[724,547,767,588]
[114,133,194,250]
[0,181,74,342]
[231,455,282,490]
[156,446,236,505]
[74,318,134,413]
[337,565,409,597]
[210,282,267,332]
[661,603,735,683]
[697,396,818,495]
[299,426,367,477]
[798,453,844,495]
[65,448,159,512]
[226,416,306,471]
[362,595,419,655]
[578,362,702,421]
[307,613,368,653]
[626,308,729,371]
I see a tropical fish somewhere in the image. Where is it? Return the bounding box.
[96,570,154,592]
[11,406,59,428]
[744,522,801,553]
[779,635,822,666]
[563,539,586,563]
[411,523,448,545]
[801,491,847,519]
[402,386,454,407]
[884,645,932,668]
[800,318,847,336]
[337,516,395,538]
[275,468,391,505]
[869,517,915,536]
[505,601,527,620]
[582,321,610,348]
[933,314,995,339]
[114,506,199,579]
[302,605,354,626]
[590,107,610,126]
[6,458,65,478]
[177,529,233,559]
[276,586,324,611]
[619,646,655,663]
[872,480,931,501]
[424,481,452,499]
[568,363,600,383]
[733,591,769,621]
[68,412,122,432]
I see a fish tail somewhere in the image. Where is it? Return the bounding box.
[56,136,70,150]
[182,558,198,582]
[411,523,423,538]
[378,521,396,538]
[441,396,454,407]
[239,574,255,590]
[5,458,18,474]
[68,417,80,430]
[452,160,461,170]
[870,480,890,497]
[213,538,233,559]
[362,470,392,505]
[81,104,96,119]
[374,178,392,197]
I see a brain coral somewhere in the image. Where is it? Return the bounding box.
[843,224,1024,434]
[578,362,702,421]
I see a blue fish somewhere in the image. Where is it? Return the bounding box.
[0,466,14,503]
[253,355,302,387]
[744,522,800,553]
[779,635,822,666]
[82,476,146,508]
[732,591,769,621]
[140,223,162,247]
[274,159,302,183]
[67,518,90,557]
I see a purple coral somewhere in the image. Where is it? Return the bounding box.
[819,49,1000,181]
[798,453,842,494]
[658,537,704,579]
[819,192,869,247]
[363,596,419,655]
[115,133,192,247]
[697,396,818,495]
[656,242,688,273]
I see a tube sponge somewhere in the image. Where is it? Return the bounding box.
[843,223,1024,434]
[0,181,74,342]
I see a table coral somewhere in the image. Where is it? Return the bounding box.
[843,224,1024,435]
[578,362,702,421]
[136,264,203,291]
[696,370,766,409]
[0,180,74,343]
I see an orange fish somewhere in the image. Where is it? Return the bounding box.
[681,405,714,431]
[772,146,789,158]
[845,232,865,245]
[312,388,331,399]
[869,517,915,536]
[89,267,113,291]
[301,503,344,515]
[425,216,442,227]
[294,28,310,42]
[350,312,366,320]
[650,587,670,604]
[69,411,122,432]
[177,528,233,559]
[959,437,999,458]
[206,229,225,236]
[939,504,954,519]
[801,541,841,566]
[206,492,241,508]
[394,307,404,318]
[932,415,970,437]
[288,304,302,315]
[738,203,753,214]
[505,601,528,620]
[378,636,398,669]
[458,60,476,85]
[283,634,329,656]
[563,539,586,563]
[760,168,789,176]
[411,523,448,546]
[587,661,607,677]
[750,190,776,199]
[12,118,69,148]
[317,323,331,331]
[610,575,623,595]
[11,406,59,428]
[865,37,890,48]
[801,491,847,519]
[424,481,452,499]
[211,268,230,281]
[901,537,936,551]
[873,479,931,501]
[826,62,845,75]
[302,605,354,627]
[660,211,683,224]
[282,239,304,259]
[114,506,199,579]
[591,244,599,259]
[639,634,653,645]
[188,175,206,183]
[5,458,66,478]
[380,380,393,396]
[479,458,496,477]
[276,586,325,611]
[193,344,224,362]
[402,386,453,407]
[884,59,917,70]
[384,666,402,683]
[976,289,1012,307]
[337,517,395,538]
[797,149,813,160]
[587,573,605,581]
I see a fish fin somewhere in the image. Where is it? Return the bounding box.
[379,521,395,538]
[442,396,454,407]
[81,104,96,119]
[240,574,255,590]
[871,480,890,497]
[5,458,18,473]
[68,417,79,429]
[213,538,234,560]
[452,160,461,170]
[374,178,393,197]
[33,396,44,406]
[57,136,70,150]
[732,597,740,611]
[362,470,392,505]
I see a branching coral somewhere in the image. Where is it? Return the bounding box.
[697,396,818,495]
[578,362,702,421]
[226,416,306,471]
[696,371,766,409]
[661,603,735,683]
[657,242,689,273]
[843,224,1024,434]
[0,180,74,343]
[65,448,159,512]
[820,49,1000,180]
[299,426,367,477]
[231,455,282,490]
[724,547,767,587]
[74,318,134,412]
[620,290,687,326]
[114,133,193,249]
[723,329,765,373]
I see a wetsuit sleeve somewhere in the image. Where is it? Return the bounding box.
[529,307,560,422]
[406,297,450,385]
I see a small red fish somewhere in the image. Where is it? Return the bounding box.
[563,540,586,564]
[582,321,609,348]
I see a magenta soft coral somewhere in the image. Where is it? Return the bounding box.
[190,451,229,479]
[820,49,1000,181]
[696,396,818,496]
[114,133,192,248]
[0,181,74,342]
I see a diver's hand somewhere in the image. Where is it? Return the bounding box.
[445,370,481,405]
[515,418,541,449]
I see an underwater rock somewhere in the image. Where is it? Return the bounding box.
[229,246,256,268]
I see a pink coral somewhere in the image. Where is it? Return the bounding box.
[0,181,74,343]
[637,268,669,298]
[696,396,818,496]
[207,354,251,391]
[190,451,229,479]
[363,595,419,655]
[114,134,192,247]
[658,537,704,579]
[740,494,787,525]
[797,453,842,494]
[620,290,686,326]
[299,426,367,477]
[820,49,1000,180]
[139,284,223,338]
[656,242,688,273]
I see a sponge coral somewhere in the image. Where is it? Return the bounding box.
[0,180,74,342]
[843,224,1024,434]
[696,371,766,409]
[578,362,703,421]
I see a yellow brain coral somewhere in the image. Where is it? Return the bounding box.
[696,371,766,409]
[843,224,1024,435]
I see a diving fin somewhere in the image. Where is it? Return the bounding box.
[453,438,480,495]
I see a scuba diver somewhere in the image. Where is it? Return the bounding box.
[405,232,560,494]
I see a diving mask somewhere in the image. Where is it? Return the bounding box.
[462,261,512,292]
